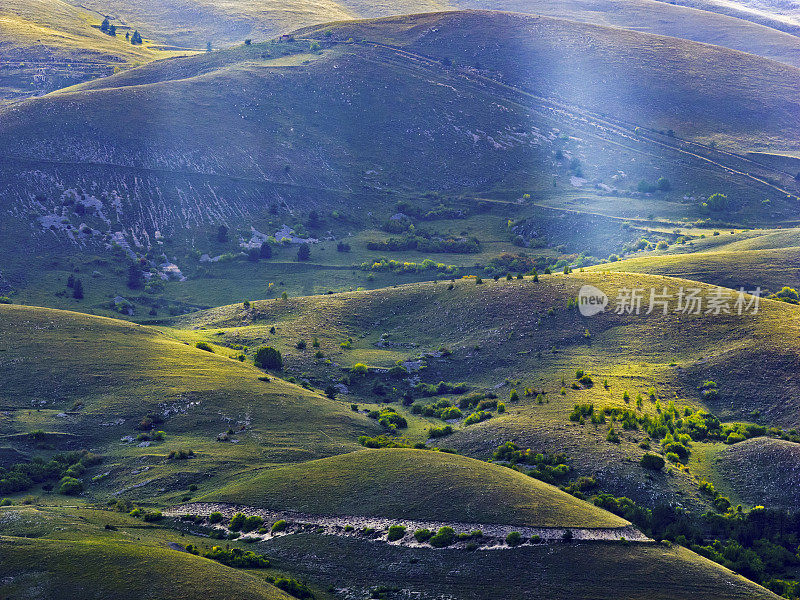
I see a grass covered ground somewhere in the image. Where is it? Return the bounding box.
[0,303,379,505]
[201,447,628,527]
[261,532,780,600]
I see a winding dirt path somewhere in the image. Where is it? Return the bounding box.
[167,502,651,550]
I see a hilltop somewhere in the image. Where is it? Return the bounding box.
[0,0,192,104]
[59,0,800,68]
[200,447,628,527]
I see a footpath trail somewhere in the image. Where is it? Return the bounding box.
[167,502,652,550]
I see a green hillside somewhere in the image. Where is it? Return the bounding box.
[202,447,628,527]
[0,303,377,503]
[0,0,191,103]
[0,536,293,600]
[3,11,800,315]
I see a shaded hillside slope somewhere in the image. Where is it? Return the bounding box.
[715,437,800,509]
[2,11,799,265]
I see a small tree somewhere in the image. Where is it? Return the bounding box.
[73,279,84,299]
[254,346,282,370]
[259,243,272,259]
[705,193,728,212]
[100,17,110,32]
[217,224,228,243]
[127,263,143,289]
[297,244,310,261]
[131,30,143,45]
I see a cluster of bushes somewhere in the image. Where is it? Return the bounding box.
[570,396,768,458]
[367,408,408,431]
[366,235,480,254]
[358,435,418,449]
[486,252,544,276]
[464,411,492,426]
[269,577,314,599]
[456,391,498,409]
[168,449,195,460]
[415,381,469,397]
[428,425,453,438]
[0,450,101,495]
[359,258,457,274]
[411,399,462,420]
[229,513,265,533]
[491,442,571,484]
[185,545,270,568]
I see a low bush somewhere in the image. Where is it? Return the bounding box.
[414,528,433,543]
[506,531,523,547]
[387,525,406,541]
[195,341,214,353]
[271,519,288,533]
[640,453,665,470]
[429,526,456,547]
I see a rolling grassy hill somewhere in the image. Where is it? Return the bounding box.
[0,537,293,600]
[3,11,800,315]
[173,269,800,512]
[590,243,800,292]
[0,0,191,104]
[0,303,379,503]
[61,0,800,69]
[201,447,627,527]
[714,437,800,510]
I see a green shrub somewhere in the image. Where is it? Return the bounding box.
[273,578,313,599]
[506,531,523,547]
[0,498,11,506]
[242,515,264,532]
[439,406,463,420]
[428,425,453,438]
[143,510,163,522]
[429,526,456,547]
[464,411,491,426]
[414,528,433,543]
[0,297,11,304]
[665,452,680,463]
[640,453,665,470]
[530,534,541,544]
[350,363,369,375]
[271,519,288,533]
[57,476,83,495]
[208,512,223,523]
[296,339,307,350]
[254,346,282,370]
[195,341,214,352]
[387,525,406,541]
[229,513,246,531]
